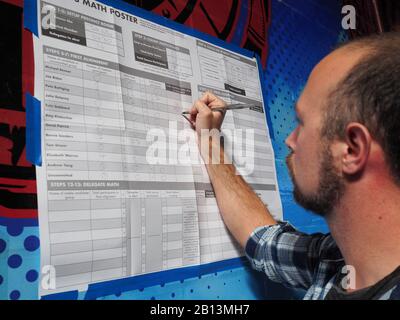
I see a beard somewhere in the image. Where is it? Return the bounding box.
[286,145,345,217]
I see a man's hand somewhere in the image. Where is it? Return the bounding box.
[188,92,227,137]
[185,92,276,248]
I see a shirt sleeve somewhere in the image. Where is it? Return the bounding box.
[244,221,333,290]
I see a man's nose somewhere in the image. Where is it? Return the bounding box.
[285,129,296,151]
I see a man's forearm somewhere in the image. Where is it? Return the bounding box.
[201,137,277,247]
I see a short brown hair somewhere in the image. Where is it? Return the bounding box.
[321,32,400,184]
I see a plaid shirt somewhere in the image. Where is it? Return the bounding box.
[245,222,400,300]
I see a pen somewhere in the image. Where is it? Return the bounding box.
[181,103,256,115]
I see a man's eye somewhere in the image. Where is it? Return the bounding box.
[296,116,302,125]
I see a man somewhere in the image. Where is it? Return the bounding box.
[186,32,400,299]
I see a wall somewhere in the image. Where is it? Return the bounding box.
[0,0,346,300]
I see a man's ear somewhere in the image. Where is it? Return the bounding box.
[342,122,372,175]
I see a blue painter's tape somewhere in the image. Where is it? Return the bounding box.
[255,53,275,141]
[24,0,38,36]
[83,257,248,300]
[41,290,79,300]
[96,0,254,59]
[26,93,42,166]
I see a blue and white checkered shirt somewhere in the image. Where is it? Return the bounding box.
[245,222,400,300]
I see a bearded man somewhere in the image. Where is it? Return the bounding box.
[187,32,400,300]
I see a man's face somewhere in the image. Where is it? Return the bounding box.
[285,92,344,217]
[284,49,361,216]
